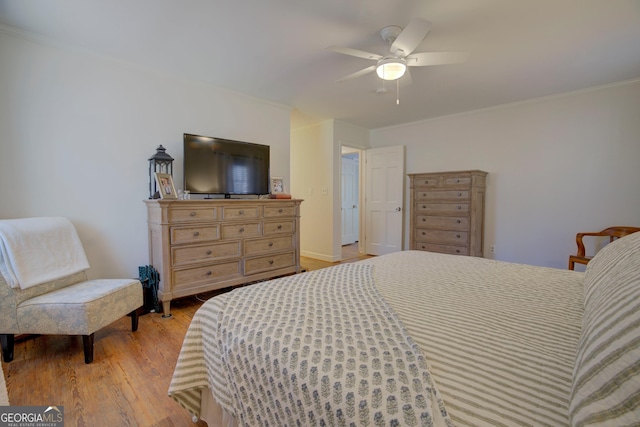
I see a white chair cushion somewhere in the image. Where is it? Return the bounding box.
[16,278,142,335]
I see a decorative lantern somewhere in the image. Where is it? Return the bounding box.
[148,145,174,199]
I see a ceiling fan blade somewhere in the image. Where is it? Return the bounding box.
[405,51,469,66]
[327,46,382,61]
[390,18,431,56]
[337,65,377,82]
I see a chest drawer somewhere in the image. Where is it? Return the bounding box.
[415,243,469,256]
[244,236,294,256]
[413,176,441,188]
[443,176,472,187]
[415,229,469,244]
[264,220,295,235]
[169,207,217,223]
[221,222,261,239]
[415,203,469,214]
[171,225,220,245]
[415,190,469,201]
[244,251,295,275]
[416,215,469,229]
[264,204,295,218]
[222,206,260,220]
[172,241,241,266]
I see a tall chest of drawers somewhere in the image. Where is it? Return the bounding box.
[409,170,487,257]
[145,199,303,316]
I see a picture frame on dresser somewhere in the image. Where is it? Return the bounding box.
[155,172,178,199]
[271,177,285,194]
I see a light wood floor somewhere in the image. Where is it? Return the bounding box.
[1,247,372,426]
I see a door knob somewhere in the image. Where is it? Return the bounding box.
[395,207,402,212]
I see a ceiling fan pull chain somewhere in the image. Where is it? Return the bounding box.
[396,79,400,105]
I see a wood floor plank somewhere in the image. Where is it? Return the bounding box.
[1,253,373,426]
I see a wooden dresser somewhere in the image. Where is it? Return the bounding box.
[145,199,303,316]
[408,170,487,257]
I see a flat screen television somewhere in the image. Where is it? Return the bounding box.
[183,133,270,197]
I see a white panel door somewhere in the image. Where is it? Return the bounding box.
[341,156,359,245]
[364,146,404,255]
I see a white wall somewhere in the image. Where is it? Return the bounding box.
[371,79,640,269]
[291,120,336,260]
[0,29,291,279]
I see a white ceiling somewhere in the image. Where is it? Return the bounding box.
[1,0,639,129]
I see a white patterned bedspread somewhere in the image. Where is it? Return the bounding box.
[170,262,452,426]
[170,250,585,426]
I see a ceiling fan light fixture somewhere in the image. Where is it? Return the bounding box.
[376,57,406,81]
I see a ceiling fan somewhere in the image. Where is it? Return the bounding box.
[328,17,468,83]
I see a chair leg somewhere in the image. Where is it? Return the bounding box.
[1,334,14,363]
[130,309,139,332]
[82,334,94,364]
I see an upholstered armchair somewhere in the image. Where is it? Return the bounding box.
[0,217,143,363]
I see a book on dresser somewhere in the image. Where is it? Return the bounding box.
[408,170,487,257]
[145,199,303,316]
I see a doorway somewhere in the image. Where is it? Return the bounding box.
[341,147,361,260]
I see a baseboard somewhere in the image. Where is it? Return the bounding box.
[300,250,341,263]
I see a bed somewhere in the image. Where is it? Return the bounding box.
[169,232,640,426]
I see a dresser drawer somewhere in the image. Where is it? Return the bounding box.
[415,203,469,214]
[169,207,218,223]
[221,222,261,239]
[264,204,296,218]
[416,215,469,229]
[172,241,241,266]
[443,176,472,187]
[222,206,260,220]
[244,236,294,256]
[173,260,242,290]
[171,225,220,245]
[415,243,469,256]
[244,251,295,275]
[263,220,295,235]
[415,190,469,201]
[415,229,469,244]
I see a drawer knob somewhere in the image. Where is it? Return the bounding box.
[190,211,196,217]
[425,180,429,184]
[456,234,461,238]
[269,259,274,265]
[193,231,200,237]
[457,206,461,210]
[422,193,427,197]
[456,179,460,183]
[278,208,283,213]
[239,210,244,215]
[239,227,245,233]
[457,220,461,224]
[422,218,425,222]
[422,205,426,209]
[277,225,282,230]
[456,249,460,253]
[206,271,212,276]
[421,245,426,249]
[422,231,426,235]
[206,250,212,255]
[268,242,273,247]
[457,193,462,196]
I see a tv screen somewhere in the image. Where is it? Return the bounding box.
[183,134,270,196]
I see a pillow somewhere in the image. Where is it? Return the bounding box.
[569,231,640,426]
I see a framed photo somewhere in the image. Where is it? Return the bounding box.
[271,177,285,194]
[155,172,178,199]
